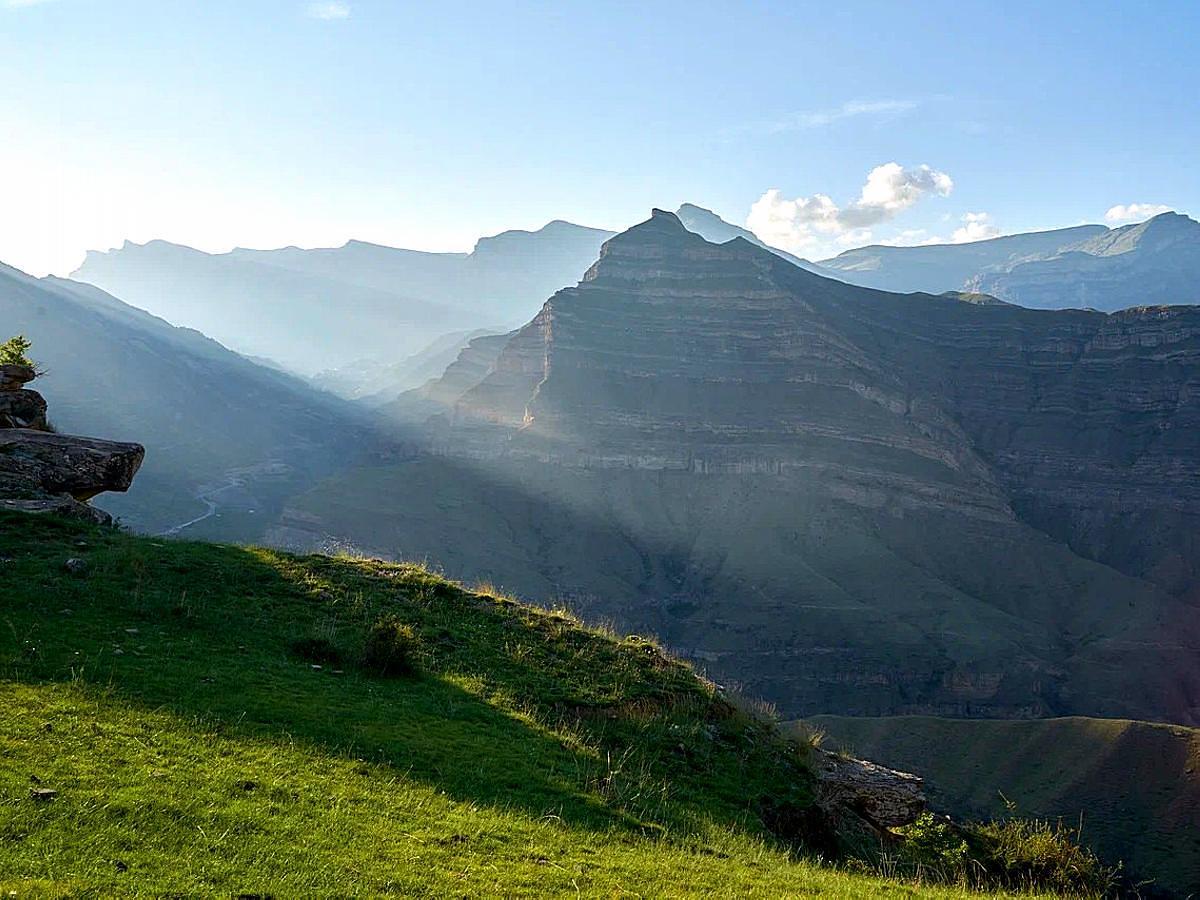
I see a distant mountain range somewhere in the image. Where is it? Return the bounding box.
[73,208,1200,385]
[72,221,614,375]
[966,211,1200,309]
[0,261,376,534]
[312,328,497,404]
[816,224,1107,293]
[273,210,1200,727]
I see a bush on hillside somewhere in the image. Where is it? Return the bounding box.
[361,615,418,677]
[0,335,34,368]
[891,813,1117,896]
[971,817,1117,896]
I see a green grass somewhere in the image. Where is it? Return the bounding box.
[0,511,1050,897]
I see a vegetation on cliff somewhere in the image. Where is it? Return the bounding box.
[0,335,34,368]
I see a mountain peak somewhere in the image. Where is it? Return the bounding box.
[649,207,685,225]
[1071,210,1197,258]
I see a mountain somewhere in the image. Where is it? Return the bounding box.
[270,210,1200,727]
[312,328,497,404]
[0,262,376,534]
[817,224,1107,294]
[807,715,1200,897]
[71,222,614,376]
[967,212,1200,310]
[0,510,1109,896]
[675,203,823,271]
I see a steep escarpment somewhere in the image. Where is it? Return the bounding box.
[817,280,1200,604]
[278,211,1200,725]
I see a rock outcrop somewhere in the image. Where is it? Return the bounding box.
[0,366,143,524]
[0,364,37,391]
[812,750,925,830]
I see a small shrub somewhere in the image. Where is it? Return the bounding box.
[290,636,342,665]
[361,615,418,677]
[901,813,972,879]
[0,335,34,368]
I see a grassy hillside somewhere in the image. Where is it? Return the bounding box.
[0,511,1087,897]
[808,716,1200,897]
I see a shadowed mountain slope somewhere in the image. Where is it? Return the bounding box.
[0,263,376,534]
[272,211,1200,726]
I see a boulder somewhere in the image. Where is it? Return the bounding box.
[813,749,925,830]
[0,429,144,501]
[0,389,48,430]
[0,364,37,391]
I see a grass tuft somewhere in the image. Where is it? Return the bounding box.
[360,615,418,677]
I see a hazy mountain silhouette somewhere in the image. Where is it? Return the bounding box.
[72,221,614,375]
[313,328,498,404]
[968,211,1200,309]
[817,224,1107,293]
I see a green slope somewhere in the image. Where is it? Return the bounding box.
[807,716,1200,897]
[0,511,1072,898]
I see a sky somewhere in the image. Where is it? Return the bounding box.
[1,0,1198,276]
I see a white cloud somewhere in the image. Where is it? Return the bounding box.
[746,162,954,254]
[950,211,1000,243]
[782,99,919,130]
[876,213,1001,248]
[1104,202,1172,224]
[305,1,350,19]
[880,229,941,248]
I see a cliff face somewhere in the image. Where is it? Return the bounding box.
[281,211,1200,724]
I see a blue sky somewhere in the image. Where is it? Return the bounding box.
[2,0,1197,275]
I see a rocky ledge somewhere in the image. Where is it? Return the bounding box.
[813,749,925,832]
[0,364,144,524]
